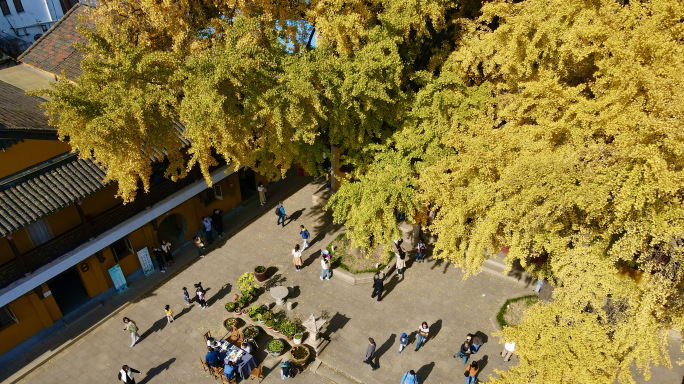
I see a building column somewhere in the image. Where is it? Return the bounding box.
[75,200,93,238]
[6,235,29,275]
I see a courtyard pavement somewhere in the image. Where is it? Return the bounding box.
[7,179,684,384]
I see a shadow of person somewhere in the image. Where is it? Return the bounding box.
[407,330,418,346]
[476,355,489,380]
[173,305,194,321]
[302,250,322,268]
[416,362,435,382]
[137,317,168,342]
[473,331,489,344]
[285,209,305,226]
[430,319,443,341]
[206,283,232,307]
[307,232,325,248]
[382,274,401,299]
[138,357,176,384]
[374,333,396,365]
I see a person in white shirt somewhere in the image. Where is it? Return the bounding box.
[320,254,331,280]
[292,244,303,271]
[502,341,516,361]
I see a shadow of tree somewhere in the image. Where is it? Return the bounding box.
[207,283,232,307]
[263,274,287,291]
[138,357,176,384]
[416,361,435,382]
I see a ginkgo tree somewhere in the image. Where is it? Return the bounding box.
[36,0,684,382]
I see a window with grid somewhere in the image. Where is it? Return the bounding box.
[109,237,133,262]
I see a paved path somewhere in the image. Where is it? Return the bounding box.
[10,180,684,384]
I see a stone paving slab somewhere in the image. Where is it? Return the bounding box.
[11,180,684,384]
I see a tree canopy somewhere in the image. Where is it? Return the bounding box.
[36,0,684,382]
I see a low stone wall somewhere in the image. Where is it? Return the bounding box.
[333,259,397,286]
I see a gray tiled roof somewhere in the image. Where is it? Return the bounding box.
[0,80,53,132]
[0,152,110,236]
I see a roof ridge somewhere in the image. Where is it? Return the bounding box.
[17,3,87,63]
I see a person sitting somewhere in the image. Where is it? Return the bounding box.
[224,361,236,381]
[205,349,222,368]
[206,337,220,351]
[240,341,252,354]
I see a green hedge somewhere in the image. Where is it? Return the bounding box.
[496,295,539,329]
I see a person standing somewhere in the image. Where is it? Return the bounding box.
[400,370,419,384]
[371,271,385,302]
[202,216,213,244]
[258,182,267,206]
[211,208,225,238]
[300,225,310,249]
[164,305,174,323]
[118,365,140,384]
[276,202,287,227]
[320,254,331,280]
[396,251,406,277]
[414,322,429,351]
[292,244,303,271]
[363,337,378,371]
[194,236,205,258]
[416,239,427,263]
[501,341,516,362]
[182,287,191,306]
[196,286,207,309]
[464,361,479,384]
[152,248,166,273]
[398,332,408,354]
[122,317,140,347]
[161,240,174,265]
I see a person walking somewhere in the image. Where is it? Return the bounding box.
[292,244,303,271]
[501,341,516,362]
[464,361,479,384]
[152,247,166,272]
[276,202,287,227]
[194,235,205,257]
[400,370,419,384]
[164,305,174,323]
[396,251,406,277]
[211,208,225,238]
[122,317,140,347]
[182,287,191,306]
[371,271,385,302]
[392,238,403,259]
[416,239,427,263]
[363,337,378,371]
[320,254,331,280]
[454,337,473,364]
[300,225,310,249]
[161,240,174,265]
[258,182,267,206]
[414,321,429,351]
[118,365,140,384]
[398,332,408,354]
[202,216,213,244]
[196,286,207,309]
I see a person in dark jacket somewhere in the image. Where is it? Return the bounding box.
[363,337,378,371]
[118,365,140,384]
[371,271,385,302]
[211,209,224,237]
[205,349,222,367]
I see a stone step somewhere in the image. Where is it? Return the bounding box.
[481,257,535,286]
[312,359,364,384]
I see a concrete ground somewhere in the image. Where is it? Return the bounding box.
[7,179,684,384]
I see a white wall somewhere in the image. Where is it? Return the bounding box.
[0,0,64,44]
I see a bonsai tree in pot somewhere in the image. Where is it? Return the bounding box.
[243,326,260,340]
[267,339,284,356]
[237,272,258,296]
[237,295,250,309]
[224,317,240,331]
[254,266,267,282]
[225,302,237,313]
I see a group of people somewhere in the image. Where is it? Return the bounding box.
[204,337,254,381]
[193,208,226,257]
[151,240,174,273]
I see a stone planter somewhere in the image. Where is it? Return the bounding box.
[289,345,310,365]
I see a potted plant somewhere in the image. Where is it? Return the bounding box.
[266,319,275,330]
[242,306,250,316]
[289,345,310,365]
[280,320,295,340]
[254,266,267,282]
[237,295,250,309]
[267,339,285,357]
[257,311,271,324]
[243,326,260,340]
[238,272,258,294]
[293,332,304,345]
[249,305,263,320]
[225,302,237,312]
[223,317,240,331]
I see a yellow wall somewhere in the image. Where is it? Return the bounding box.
[81,184,122,218]
[0,289,61,355]
[11,229,33,255]
[44,205,80,239]
[77,256,110,298]
[0,140,71,179]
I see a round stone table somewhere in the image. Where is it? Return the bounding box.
[270,286,289,306]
